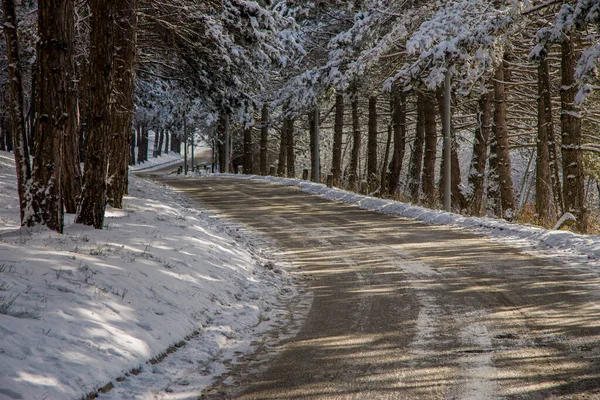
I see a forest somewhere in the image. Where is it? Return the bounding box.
[1,0,600,234]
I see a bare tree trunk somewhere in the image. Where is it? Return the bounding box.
[277,119,287,177]
[157,129,164,156]
[348,96,361,191]
[408,94,425,203]
[106,0,138,210]
[468,92,491,216]
[380,124,392,193]
[422,92,437,207]
[561,33,587,232]
[286,117,295,178]
[332,94,344,187]
[217,114,226,172]
[136,125,143,163]
[243,121,253,174]
[260,103,269,176]
[2,0,33,225]
[76,0,115,229]
[309,108,321,182]
[388,87,406,196]
[60,0,81,215]
[492,59,515,219]
[164,130,169,154]
[536,54,555,226]
[129,128,136,165]
[152,128,160,158]
[437,85,466,210]
[31,0,81,231]
[367,95,378,191]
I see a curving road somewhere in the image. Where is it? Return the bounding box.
[157,177,600,399]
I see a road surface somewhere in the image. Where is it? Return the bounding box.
[158,177,600,399]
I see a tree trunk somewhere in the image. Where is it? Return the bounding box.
[536,55,555,227]
[388,86,406,196]
[561,33,587,232]
[243,121,253,174]
[130,128,136,165]
[142,125,149,162]
[286,117,295,178]
[60,0,81,215]
[164,130,169,154]
[309,108,321,182]
[492,59,515,219]
[332,94,344,187]
[348,96,361,191]
[157,129,164,156]
[381,124,392,194]
[31,0,81,231]
[260,103,269,176]
[153,130,159,157]
[76,0,115,229]
[422,91,437,207]
[437,85,466,210]
[107,0,137,206]
[277,119,287,176]
[468,92,491,216]
[367,95,378,191]
[408,94,425,203]
[2,0,33,225]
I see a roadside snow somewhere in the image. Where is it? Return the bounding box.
[0,152,301,400]
[128,152,183,172]
[200,174,600,268]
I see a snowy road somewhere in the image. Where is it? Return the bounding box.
[162,177,600,399]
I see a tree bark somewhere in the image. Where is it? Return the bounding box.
[309,108,321,182]
[561,33,587,232]
[467,92,491,216]
[2,0,32,225]
[332,94,344,187]
[152,128,160,158]
[164,130,169,154]
[277,119,287,177]
[408,94,425,203]
[130,128,136,165]
[157,129,164,156]
[286,117,295,178]
[388,86,406,196]
[422,91,437,207]
[536,55,555,226]
[243,121,253,174]
[380,124,392,194]
[437,85,466,210]
[260,103,269,176]
[76,0,115,229]
[367,95,378,191]
[348,96,361,191]
[492,59,515,219]
[107,0,138,209]
[32,0,81,231]
[60,1,81,215]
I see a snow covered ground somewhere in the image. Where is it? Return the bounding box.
[0,152,303,400]
[3,149,600,400]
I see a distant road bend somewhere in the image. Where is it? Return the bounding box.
[159,177,600,400]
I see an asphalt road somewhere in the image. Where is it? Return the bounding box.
[158,177,600,399]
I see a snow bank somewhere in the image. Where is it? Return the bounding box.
[0,152,299,399]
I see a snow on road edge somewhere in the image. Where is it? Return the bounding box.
[192,173,600,268]
[0,152,303,400]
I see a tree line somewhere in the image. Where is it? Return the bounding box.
[2,1,600,234]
